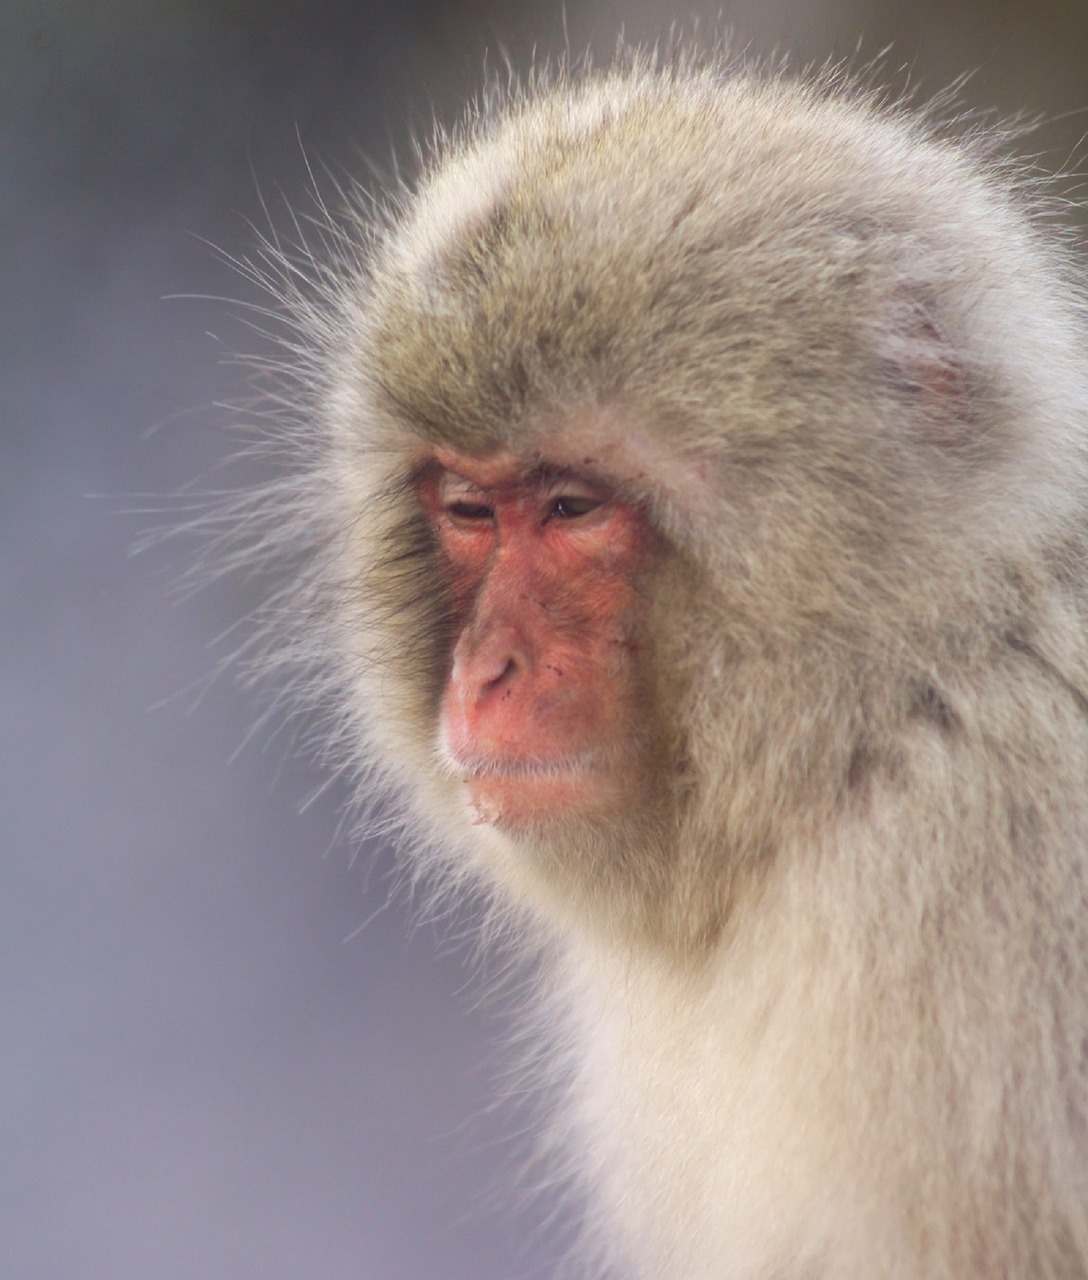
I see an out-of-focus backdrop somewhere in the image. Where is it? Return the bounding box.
[4,2,1086,1277]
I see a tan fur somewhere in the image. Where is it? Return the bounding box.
[249,53,1088,1278]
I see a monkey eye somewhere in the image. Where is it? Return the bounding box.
[550,495,603,520]
[447,499,495,521]
[435,471,495,523]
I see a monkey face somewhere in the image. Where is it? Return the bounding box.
[414,446,653,834]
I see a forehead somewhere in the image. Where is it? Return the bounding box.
[429,446,609,492]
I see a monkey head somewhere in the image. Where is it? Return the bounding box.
[292,63,1088,947]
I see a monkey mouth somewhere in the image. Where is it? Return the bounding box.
[443,750,610,827]
[451,752,599,780]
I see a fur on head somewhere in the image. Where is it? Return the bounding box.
[231,50,1088,954]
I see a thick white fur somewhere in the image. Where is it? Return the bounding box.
[238,53,1088,1278]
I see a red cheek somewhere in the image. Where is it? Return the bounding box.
[440,539,491,618]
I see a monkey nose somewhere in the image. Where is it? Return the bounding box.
[453,625,527,703]
[443,635,527,762]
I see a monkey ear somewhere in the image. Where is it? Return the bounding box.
[877,300,977,453]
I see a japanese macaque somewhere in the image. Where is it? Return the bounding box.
[246,53,1088,1279]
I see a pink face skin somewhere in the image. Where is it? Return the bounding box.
[416,447,651,831]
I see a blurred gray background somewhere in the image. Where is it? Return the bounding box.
[4,2,1087,1277]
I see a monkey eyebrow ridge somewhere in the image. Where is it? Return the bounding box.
[410,453,618,499]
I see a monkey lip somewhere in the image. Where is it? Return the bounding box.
[446,751,610,825]
[452,751,599,780]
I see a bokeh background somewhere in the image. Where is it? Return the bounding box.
[5,2,1087,1277]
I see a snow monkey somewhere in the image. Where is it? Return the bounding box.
[246,54,1088,1279]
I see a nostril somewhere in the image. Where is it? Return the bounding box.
[481,655,517,696]
[455,622,528,700]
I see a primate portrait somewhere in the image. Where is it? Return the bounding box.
[233,45,1088,1280]
[10,5,1088,1279]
